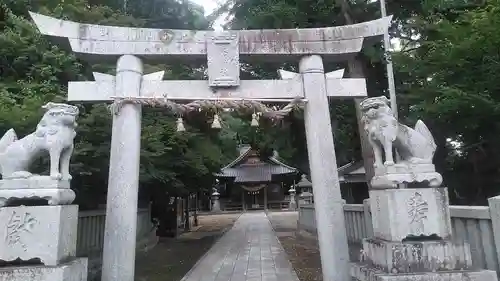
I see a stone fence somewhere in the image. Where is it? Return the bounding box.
[76,207,156,280]
[76,207,153,256]
[298,195,500,274]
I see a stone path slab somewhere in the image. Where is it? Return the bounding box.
[180,212,301,281]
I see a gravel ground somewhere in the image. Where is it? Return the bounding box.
[135,213,241,281]
[266,211,361,281]
[266,211,323,281]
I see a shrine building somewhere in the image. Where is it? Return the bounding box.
[215,145,299,211]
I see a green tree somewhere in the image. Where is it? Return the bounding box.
[216,0,498,205]
[211,0,389,173]
[0,0,237,212]
[393,0,500,204]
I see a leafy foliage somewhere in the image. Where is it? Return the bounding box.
[0,0,238,209]
[214,0,389,172]
[393,0,500,204]
[219,0,500,204]
[3,0,500,208]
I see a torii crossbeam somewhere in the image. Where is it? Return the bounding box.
[29,12,391,62]
[69,72,367,102]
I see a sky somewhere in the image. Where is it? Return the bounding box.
[192,0,218,15]
[190,0,400,49]
[191,0,225,30]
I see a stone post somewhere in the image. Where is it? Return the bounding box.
[300,55,350,281]
[101,55,143,281]
[488,195,500,270]
[241,191,246,211]
[211,191,221,212]
[362,199,373,238]
[288,187,297,210]
[264,186,268,210]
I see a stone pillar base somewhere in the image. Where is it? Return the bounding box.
[0,189,76,207]
[361,238,473,273]
[0,258,88,281]
[369,188,452,241]
[0,177,75,207]
[351,226,498,281]
[0,205,78,266]
[351,262,497,281]
[211,200,221,212]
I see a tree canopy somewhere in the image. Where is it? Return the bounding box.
[1,0,499,207]
[215,0,500,204]
[0,0,238,209]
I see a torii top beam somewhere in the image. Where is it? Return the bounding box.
[29,12,392,63]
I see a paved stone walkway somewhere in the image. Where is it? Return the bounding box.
[180,212,301,281]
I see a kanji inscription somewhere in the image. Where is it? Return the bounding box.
[5,211,37,251]
[407,192,429,234]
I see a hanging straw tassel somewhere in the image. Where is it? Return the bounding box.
[176,117,186,132]
[250,113,259,127]
[211,114,222,129]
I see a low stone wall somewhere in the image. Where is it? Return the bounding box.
[298,197,500,274]
[85,230,158,281]
[77,208,157,280]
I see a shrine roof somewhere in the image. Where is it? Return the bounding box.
[215,145,298,183]
[338,161,367,183]
[338,161,365,175]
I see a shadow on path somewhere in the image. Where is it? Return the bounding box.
[135,213,240,281]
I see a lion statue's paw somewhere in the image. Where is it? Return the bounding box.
[50,173,62,180]
[384,161,395,166]
[5,171,33,179]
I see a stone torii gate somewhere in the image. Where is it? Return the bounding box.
[29,12,391,281]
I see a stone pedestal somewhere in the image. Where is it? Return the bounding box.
[0,177,75,207]
[351,187,497,281]
[0,205,87,281]
[370,188,452,241]
[371,163,443,189]
[351,265,497,281]
[0,205,78,266]
[0,258,88,281]
[0,180,87,281]
[360,238,472,273]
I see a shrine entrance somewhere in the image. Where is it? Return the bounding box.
[241,183,268,210]
[245,188,264,210]
[30,11,392,281]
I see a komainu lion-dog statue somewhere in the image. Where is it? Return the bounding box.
[360,96,442,188]
[0,102,79,180]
